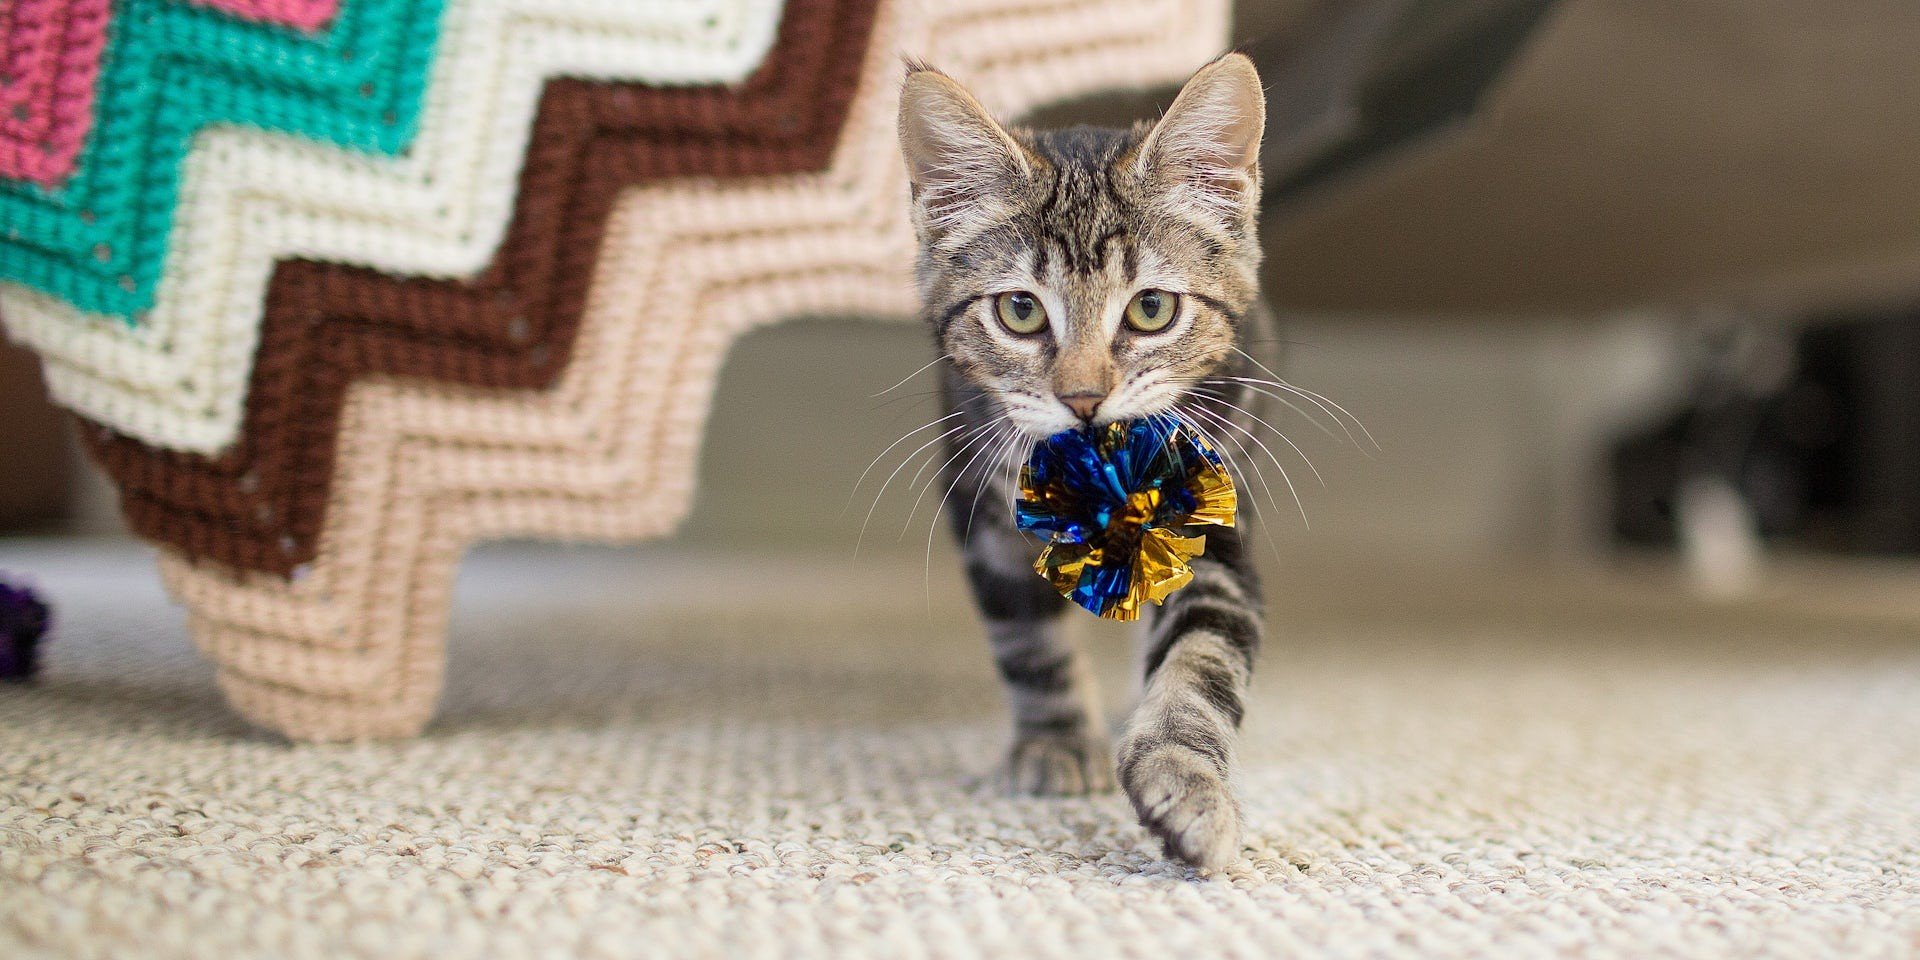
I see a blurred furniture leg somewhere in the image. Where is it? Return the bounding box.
[0,324,73,535]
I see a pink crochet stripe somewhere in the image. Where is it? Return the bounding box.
[0,0,339,187]
[0,0,110,188]
[186,0,341,32]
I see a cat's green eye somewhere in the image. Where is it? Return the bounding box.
[1125,289,1180,333]
[994,291,1048,335]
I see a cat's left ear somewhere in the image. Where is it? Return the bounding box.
[1134,53,1266,227]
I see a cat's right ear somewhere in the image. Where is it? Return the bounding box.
[898,65,1033,242]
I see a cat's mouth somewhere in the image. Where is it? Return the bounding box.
[997,390,1178,439]
[991,391,1090,438]
[1010,410,1088,439]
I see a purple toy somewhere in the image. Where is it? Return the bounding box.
[0,578,49,681]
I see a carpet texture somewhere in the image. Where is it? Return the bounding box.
[3,541,1919,958]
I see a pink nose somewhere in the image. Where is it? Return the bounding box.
[1058,392,1105,423]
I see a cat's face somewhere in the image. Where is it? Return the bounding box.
[899,55,1266,438]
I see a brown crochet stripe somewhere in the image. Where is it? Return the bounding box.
[80,0,878,576]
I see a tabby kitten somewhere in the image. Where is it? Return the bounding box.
[898,54,1270,870]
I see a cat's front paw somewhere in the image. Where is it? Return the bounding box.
[992,730,1114,796]
[1118,742,1243,872]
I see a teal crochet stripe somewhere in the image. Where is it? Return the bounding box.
[0,0,443,320]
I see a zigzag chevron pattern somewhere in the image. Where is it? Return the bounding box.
[0,0,110,187]
[0,0,339,189]
[3,0,784,451]
[85,0,813,575]
[156,0,1232,739]
[0,0,442,318]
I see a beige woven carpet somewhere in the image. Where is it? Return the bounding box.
[4,540,1920,958]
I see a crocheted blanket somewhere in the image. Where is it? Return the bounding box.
[1,0,1233,738]
[1,0,424,317]
[2,0,778,449]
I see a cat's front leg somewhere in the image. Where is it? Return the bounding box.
[959,523,1114,796]
[1118,526,1262,871]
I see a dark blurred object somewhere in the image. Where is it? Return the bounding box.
[1024,0,1560,193]
[1612,316,1920,553]
[1258,0,1920,318]
[0,328,74,533]
[0,577,49,681]
[1248,0,1561,201]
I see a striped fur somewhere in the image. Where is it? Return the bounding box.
[903,54,1270,870]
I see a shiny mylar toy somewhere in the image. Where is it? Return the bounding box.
[1016,417,1237,620]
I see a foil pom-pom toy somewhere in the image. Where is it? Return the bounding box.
[1016,417,1236,620]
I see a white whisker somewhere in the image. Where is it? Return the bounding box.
[1176,401,1284,528]
[1173,402,1286,564]
[965,423,1026,540]
[929,421,1021,604]
[1229,345,1379,450]
[871,353,953,398]
[1186,401,1308,529]
[1223,374,1369,452]
[1191,390,1324,487]
[857,419,973,555]
[845,409,967,518]
[902,419,1004,541]
[1179,377,1341,443]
